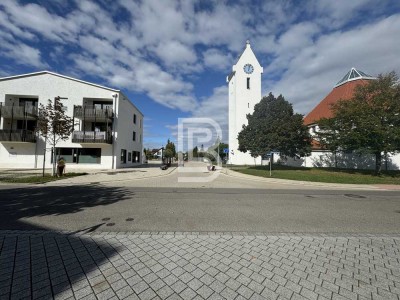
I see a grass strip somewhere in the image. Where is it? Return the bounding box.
[0,172,87,184]
[232,165,400,185]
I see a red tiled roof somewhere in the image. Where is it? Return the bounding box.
[304,79,372,125]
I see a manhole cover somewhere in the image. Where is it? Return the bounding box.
[344,194,366,199]
[126,218,134,221]
[106,223,115,226]
[102,217,111,221]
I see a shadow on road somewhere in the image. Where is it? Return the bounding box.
[0,184,133,230]
[0,184,132,298]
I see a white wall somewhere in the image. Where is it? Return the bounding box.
[284,151,400,170]
[114,92,144,168]
[228,43,263,165]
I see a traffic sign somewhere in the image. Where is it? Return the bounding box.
[223,148,229,154]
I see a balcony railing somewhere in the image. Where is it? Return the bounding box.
[0,130,36,143]
[72,131,112,144]
[0,103,38,119]
[73,106,113,121]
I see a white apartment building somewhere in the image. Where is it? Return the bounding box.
[0,71,143,169]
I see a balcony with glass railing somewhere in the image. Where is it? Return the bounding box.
[0,103,38,120]
[0,129,36,143]
[73,106,113,122]
[72,131,112,144]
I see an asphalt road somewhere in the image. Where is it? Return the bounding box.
[0,185,399,233]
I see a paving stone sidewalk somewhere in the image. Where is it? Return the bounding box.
[1,231,399,300]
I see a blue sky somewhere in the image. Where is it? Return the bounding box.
[1,0,400,150]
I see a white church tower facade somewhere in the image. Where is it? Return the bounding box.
[227,41,263,165]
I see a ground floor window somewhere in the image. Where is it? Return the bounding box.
[132,151,141,163]
[55,148,101,164]
[121,149,127,164]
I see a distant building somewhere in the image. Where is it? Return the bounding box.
[227,41,263,165]
[151,148,163,159]
[0,71,144,169]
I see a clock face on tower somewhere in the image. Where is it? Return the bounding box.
[243,64,254,74]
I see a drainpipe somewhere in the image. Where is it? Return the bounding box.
[111,93,118,169]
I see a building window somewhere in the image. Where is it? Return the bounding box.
[17,120,36,131]
[121,149,127,164]
[247,78,250,89]
[128,152,131,162]
[133,114,137,124]
[133,131,136,141]
[131,151,141,163]
[54,148,101,164]
[93,101,113,109]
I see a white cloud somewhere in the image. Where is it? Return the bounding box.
[265,22,320,76]
[0,10,36,41]
[267,14,400,115]
[0,41,47,68]
[154,40,197,64]
[0,0,79,43]
[310,0,378,28]
[203,48,233,71]
[191,86,228,132]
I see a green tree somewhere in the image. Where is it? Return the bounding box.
[164,139,176,164]
[206,142,229,162]
[143,148,154,160]
[36,98,74,176]
[317,72,400,175]
[192,146,199,158]
[217,142,229,161]
[238,93,311,159]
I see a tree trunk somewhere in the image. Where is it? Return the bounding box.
[375,151,382,176]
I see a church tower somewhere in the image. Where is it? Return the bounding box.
[227,40,263,165]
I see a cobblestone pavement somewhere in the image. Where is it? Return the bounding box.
[1,231,399,300]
